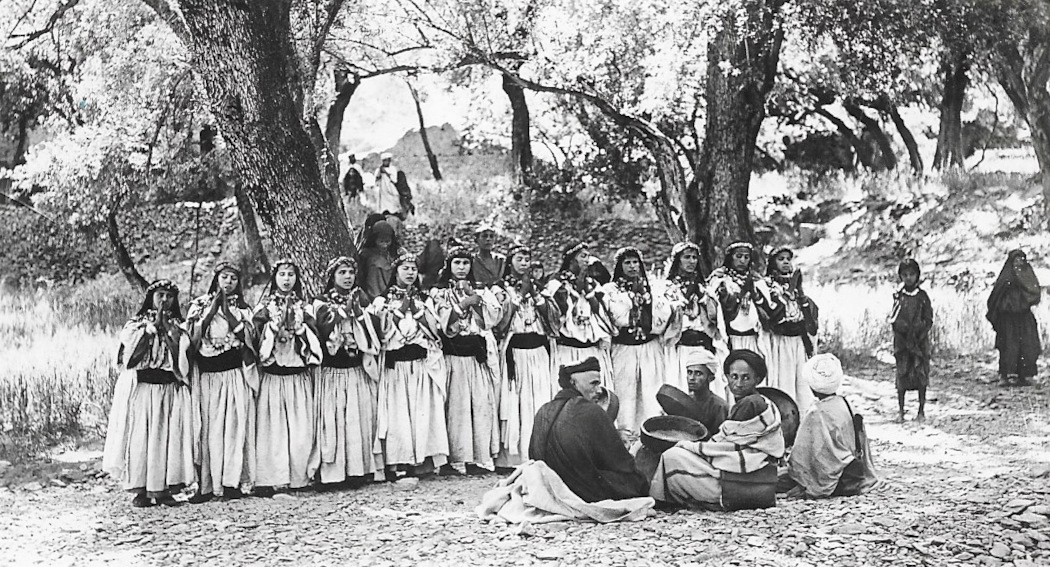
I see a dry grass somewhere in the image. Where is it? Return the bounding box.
[811,281,1050,364]
[0,280,129,462]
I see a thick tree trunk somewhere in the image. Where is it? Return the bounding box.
[689,0,785,273]
[502,72,534,187]
[933,53,969,170]
[176,0,354,292]
[407,82,442,180]
[107,203,148,292]
[235,182,271,276]
[844,101,897,171]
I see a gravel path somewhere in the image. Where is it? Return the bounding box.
[2,359,1048,567]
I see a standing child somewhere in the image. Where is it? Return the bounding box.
[252,259,324,494]
[987,249,1042,387]
[185,263,258,502]
[103,280,194,507]
[431,245,504,473]
[371,252,450,479]
[890,259,933,422]
[312,256,383,487]
[471,224,506,286]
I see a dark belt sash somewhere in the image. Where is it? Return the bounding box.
[197,349,242,373]
[260,365,308,376]
[727,328,758,337]
[136,368,178,385]
[555,337,599,349]
[678,330,715,351]
[385,344,428,369]
[441,334,487,363]
[508,333,548,350]
[323,349,363,369]
[612,333,657,346]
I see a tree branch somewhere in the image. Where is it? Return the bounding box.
[7,0,80,49]
[138,0,191,44]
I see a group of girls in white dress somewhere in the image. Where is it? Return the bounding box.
[102,237,817,507]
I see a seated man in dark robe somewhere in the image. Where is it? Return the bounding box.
[529,357,649,503]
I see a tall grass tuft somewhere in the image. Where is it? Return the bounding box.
[0,284,121,462]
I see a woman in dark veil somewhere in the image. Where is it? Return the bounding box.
[987,250,1042,386]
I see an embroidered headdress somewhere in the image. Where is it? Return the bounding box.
[137,279,184,319]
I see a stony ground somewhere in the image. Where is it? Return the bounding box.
[1,355,1048,567]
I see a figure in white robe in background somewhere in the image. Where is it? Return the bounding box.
[103,280,194,507]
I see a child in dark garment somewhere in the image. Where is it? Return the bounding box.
[890,259,933,423]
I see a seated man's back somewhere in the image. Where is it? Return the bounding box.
[530,359,649,503]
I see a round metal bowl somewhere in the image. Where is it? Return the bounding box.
[757,387,800,447]
[656,384,705,421]
[641,415,708,453]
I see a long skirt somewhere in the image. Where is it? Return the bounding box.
[446,355,499,469]
[315,366,383,483]
[375,359,449,468]
[495,346,555,468]
[664,345,729,403]
[256,370,317,488]
[765,333,812,414]
[610,340,666,433]
[121,382,196,497]
[196,368,255,496]
[995,311,1042,379]
[550,342,612,386]
[650,446,721,508]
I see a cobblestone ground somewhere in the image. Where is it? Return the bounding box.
[2,356,1048,567]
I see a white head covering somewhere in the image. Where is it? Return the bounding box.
[381,152,393,160]
[683,348,719,374]
[805,353,844,395]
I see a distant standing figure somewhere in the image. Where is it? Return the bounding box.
[370,152,415,218]
[343,154,364,200]
[471,225,506,286]
[987,250,1042,387]
[890,259,933,422]
[358,220,401,304]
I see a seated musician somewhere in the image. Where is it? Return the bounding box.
[529,357,649,503]
[682,349,729,435]
[783,354,879,498]
[650,349,785,510]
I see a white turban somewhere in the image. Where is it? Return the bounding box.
[805,353,844,395]
[380,152,393,160]
[683,348,718,373]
